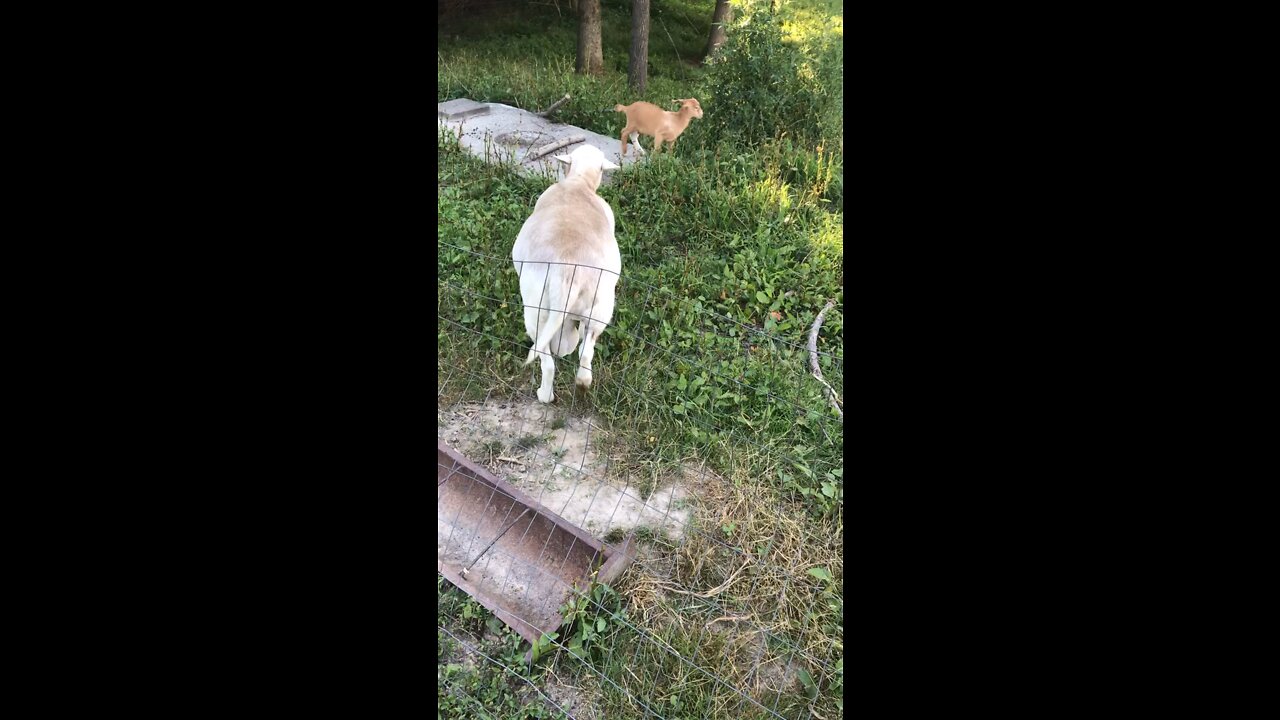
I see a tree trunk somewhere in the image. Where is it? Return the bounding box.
[628,0,650,93]
[703,0,733,60]
[576,0,604,76]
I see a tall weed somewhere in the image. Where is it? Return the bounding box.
[696,2,843,209]
[699,2,840,150]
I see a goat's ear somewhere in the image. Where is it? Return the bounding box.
[554,154,572,165]
[601,158,620,170]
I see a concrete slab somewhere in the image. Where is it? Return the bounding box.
[437,98,643,185]
[438,98,490,121]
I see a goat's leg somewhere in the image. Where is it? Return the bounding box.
[620,125,634,157]
[651,131,664,156]
[630,132,647,156]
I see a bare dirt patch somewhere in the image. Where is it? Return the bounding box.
[438,399,692,542]
[542,667,604,720]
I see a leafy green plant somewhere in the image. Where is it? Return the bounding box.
[699,2,840,151]
[529,630,559,665]
[555,579,625,664]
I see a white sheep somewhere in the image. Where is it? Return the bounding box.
[512,144,621,404]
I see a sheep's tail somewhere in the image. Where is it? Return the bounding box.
[525,272,575,366]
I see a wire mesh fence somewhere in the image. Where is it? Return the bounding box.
[439,241,844,719]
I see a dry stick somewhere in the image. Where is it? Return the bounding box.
[460,507,530,579]
[523,134,586,163]
[705,615,754,628]
[658,17,682,66]
[529,0,562,18]
[808,299,844,422]
[538,93,571,118]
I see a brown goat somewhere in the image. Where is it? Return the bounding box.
[614,98,704,157]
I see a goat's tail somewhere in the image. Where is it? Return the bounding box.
[614,104,626,112]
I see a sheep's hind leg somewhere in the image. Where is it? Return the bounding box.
[537,350,557,403]
[528,309,568,404]
[575,326,600,389]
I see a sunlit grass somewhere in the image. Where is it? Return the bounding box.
[781,11,843,44]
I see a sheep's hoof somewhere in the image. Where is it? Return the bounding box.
[575,369,593,389]
[537,387,555,404]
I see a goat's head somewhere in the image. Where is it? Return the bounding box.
[674,98,704,119]
[554,144,619,190]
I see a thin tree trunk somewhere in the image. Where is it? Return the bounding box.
[703,0,733,60]
[629,0,650,93]
[576,0,604,75]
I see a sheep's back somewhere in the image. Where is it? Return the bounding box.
[518,183,618,273]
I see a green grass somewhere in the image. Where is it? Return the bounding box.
[439,579,570,719]
[439,131,844,513]
[439,0,842,172]
[439,2,843,718]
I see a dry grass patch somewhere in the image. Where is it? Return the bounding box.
[602,453,843,719]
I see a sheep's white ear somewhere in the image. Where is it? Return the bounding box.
[601,158,620,170]
[554,154,572,165]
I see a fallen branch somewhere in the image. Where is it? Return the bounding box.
[705,615,755,629]
[808,299,843,422]
[538,93,571,118]
[696,558,752,598]
[524,134,586,163]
